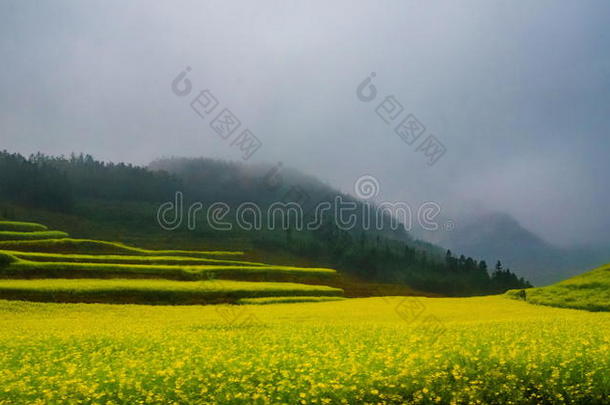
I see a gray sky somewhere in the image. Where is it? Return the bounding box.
[1,0,609,246]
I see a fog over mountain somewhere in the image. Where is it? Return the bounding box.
[418,210,610,286]
[2,0,610,250]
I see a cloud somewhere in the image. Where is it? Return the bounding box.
[1,0,609,245]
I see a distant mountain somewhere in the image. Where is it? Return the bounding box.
[431,211,610,286]
[147,158,536,294]
[148,157,421,245]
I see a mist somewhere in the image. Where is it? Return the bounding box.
[1,0,609,247]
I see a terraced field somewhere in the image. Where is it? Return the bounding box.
[0,238,245,257]
[0,230,69,241]
[8,251,266,266]
[0,279,341,305]
[0,221,49,232]
[1,221,608,404]
[0,221,342,304]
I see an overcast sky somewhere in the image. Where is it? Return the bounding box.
[1,0,609,246]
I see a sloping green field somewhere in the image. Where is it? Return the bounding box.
[0,231,69,241]
[0,238,244,257]
[507,262,610,311]
[0,221,48,232]
[7,251,266,266]
[0,256,335,281]
[0,279,342,304]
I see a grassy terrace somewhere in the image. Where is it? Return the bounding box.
[0,221,343,305]
[0,279,343,304]
[0,256,336,281]
[0,238,244,257]
[0,231,69,241]
[0,221,48,232]
[237,296,346,305]
[7,251,266,266]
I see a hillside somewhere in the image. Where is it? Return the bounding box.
[0,151,531,296]
[507,263,610,311]
[0,220,344,304]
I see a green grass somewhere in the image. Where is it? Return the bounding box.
[6,251,266,267]
[0,221,48,232]
[507,262,610,311]
[0,231,69,241]
[0,238,244,257]
[0,252,16,267]
[237,296,346,305]
[0,256,336,281]
[0,279,343,305]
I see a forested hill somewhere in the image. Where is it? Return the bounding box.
[0,151,531,295]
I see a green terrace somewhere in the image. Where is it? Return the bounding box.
[0,221,344,305]
[0,279,343,305]
[0,252,336,281]
[0,231,69,241]
[0,221,49,232]
[0,238,245,257]
[7,251,267,266]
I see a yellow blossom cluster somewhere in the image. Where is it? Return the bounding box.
[0,296,608,404]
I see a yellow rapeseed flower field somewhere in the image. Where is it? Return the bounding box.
[0,295,608,404]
